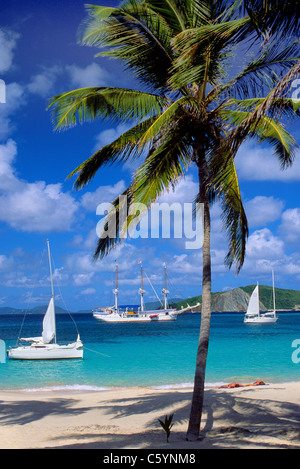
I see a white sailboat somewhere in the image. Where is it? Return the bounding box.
[244,271,278,324]
[93,263,178,323]
[8,240,83,359]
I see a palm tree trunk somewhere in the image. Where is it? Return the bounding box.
[186,162,211,441]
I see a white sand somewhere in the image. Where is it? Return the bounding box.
[0,382,299,449]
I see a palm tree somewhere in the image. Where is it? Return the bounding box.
[49,0,300,440]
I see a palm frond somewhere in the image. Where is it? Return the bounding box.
[79,2,174,93]
[132,122,193,208]
[139,95,197,145]
[143,0,210,30]
[221,59,300,160]
[242,0,300,38]
[221,108,297,167]
[48,87,167,130]
[206,148,248,273]
[94,185,134,259]
[68,116,156,189]
[223,39,300,99]
[170,16,253,88]
[232,97,300,115]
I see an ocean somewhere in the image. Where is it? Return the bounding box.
[0,312,300,391]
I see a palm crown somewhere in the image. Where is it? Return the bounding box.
[49,0,300,273]
[49,0,300,440]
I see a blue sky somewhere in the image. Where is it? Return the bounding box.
[0,1,300,311]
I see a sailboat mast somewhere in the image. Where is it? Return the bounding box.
[47,239,56,343]
[114,263,118,311]
[140,264,144,312]
[257,281,260,317]
[272,270,276,314]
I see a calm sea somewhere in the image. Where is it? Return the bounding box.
[0,312,300,391]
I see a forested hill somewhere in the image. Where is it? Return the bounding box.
[170,285,300,312]
[1,285,300,314]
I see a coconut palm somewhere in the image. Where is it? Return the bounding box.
[49,0,300,440]
[242,0,300,40]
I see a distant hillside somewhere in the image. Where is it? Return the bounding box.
[240,285,300,310]
[0,306,90,315]
[172,285,300,312]
[1,285,299,314]
[171,289,251,312]
[145,298,183,310]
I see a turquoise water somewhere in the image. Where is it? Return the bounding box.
[0,312,300,390]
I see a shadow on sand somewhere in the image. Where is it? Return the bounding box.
[0,387,299,448]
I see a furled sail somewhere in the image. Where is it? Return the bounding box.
[42,297,55,344]
[247,285,259,316]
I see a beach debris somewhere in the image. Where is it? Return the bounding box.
[158,414,174,443]
[218,380,266,389]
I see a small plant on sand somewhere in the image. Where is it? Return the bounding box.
[158,414,174,443]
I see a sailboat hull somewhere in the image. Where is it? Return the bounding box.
[8,341,83,360]
[10,241,84,360]
[244,314,278,324]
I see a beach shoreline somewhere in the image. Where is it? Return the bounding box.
[0,381,299,449]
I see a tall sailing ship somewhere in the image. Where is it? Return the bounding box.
[93,263,178,323]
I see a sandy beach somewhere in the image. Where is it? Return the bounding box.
[0,382,299,449]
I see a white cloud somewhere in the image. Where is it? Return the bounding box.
[236,143,300,181]
[66,62,110,88]
[279,208,300,243]
[0,29,19,73]
[81,180,126,212]
[79,287,96,296]
[27,66,62,97]
[0,181,78,232]
[246,228,284,260]
[93,124,132,151]
[0,82,25,139]
[158,174,198,205]
[0,138,19,190]
[73,273,95,286]
[0,254,14,271]
[245,196,285,227]
[0,140,78,232]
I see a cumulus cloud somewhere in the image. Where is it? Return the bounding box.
[245,196,285,227]
[79,287,96,296]
[93,124,132,150]
[246,228,284,260]
[73,273,95,287]
[279,208,300,243]
[0,140,78,232]
[0,253,14,272]
[236,143,300,182]
[0,82,26,139]
[81,180,126,212]
[0,28,19,73]
[27,66,62,97]
[158,174,198,205]
[66,62,110,88]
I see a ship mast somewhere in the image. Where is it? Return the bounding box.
[113,263,118,311]
[162,263,169,310]
[139,263,145,312]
